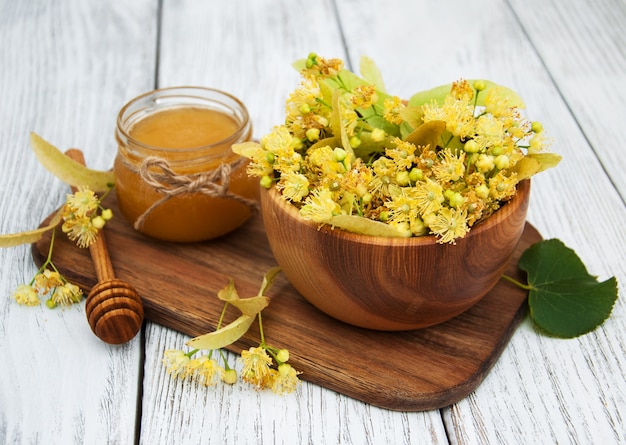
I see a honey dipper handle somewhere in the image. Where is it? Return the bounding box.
[64,149,116,282]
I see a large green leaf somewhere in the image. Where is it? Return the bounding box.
[519,239,618,338]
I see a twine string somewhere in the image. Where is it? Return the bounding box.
[132,156,259,231]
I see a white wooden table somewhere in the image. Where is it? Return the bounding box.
[1,0,625,443]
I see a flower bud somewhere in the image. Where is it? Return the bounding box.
[349,136,361,148]
[101,208,113,221]
[473,80,486,91]
[409,168,423,182]
[396,171,410,186]
[531,121,543,133]
[371,128,386,142]
[276,349,290,363]
[494,155,510,170]
[463,140,479,153]
[260,175,273,189]
[305,128,320,142]
[92,216,106,230]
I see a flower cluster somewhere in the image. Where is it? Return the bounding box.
[162,269,301,395]
[163,343,301,394]
[61,186,113,248]
[234,53,560,243]
[10,186,112,308]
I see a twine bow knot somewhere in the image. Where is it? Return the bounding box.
[133,156,259,231]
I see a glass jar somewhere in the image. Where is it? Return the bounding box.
[114,86,258,242]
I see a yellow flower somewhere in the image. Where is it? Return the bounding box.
[240,346,274,389]
[433,148,466,183]
[271,363,301,395]
[423,95,474,139]
[351,85,378,109]
[51,282,83,306]
[475,114,505,148]
[12,284,40,306]
[34,269,63,294]
[62,215,99,248]
[162,349,190,378]
[413,179,445,215]
[386,139,416,171]
[278,172,310,202]
[429,207,469,244]
[450,79,474,101]
[187,356,224,387]
[489,171,518,201]
[299,188,341,223]
[383,96,405,125]
[65,187,99,217]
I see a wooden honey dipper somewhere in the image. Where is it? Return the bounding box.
[65,149,144,345]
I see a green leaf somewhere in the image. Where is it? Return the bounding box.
[519,239,619,338]
[186,314,256,350]
[258,266,282,297]
[405,120,446,150]
[30,132,115,192]
[230,296,270,317]
[408,80,525,109]
[0,210,62,248]
[328,214,410,238]
[217,278,240,302]
[359,55,386,92]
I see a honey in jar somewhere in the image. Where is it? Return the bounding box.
[114,87,258,242]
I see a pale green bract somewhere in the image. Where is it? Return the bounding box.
[30,132,115,192]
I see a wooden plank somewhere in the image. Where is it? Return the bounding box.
[333,0,626,443]
[0,0,157,443]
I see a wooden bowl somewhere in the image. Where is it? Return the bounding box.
[260,180,531,331]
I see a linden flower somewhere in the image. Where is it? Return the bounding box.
[162,349,191,379]
[240,346,274,389]
[61,187,112,248]
[299,188,342,223]
[34,269,63,294]
[383,96,405,125]
[65,187,99,217]
[432,148,466,183]
[51,282,83,306]
[233,54,561,243]
[278,171,310,202]
[186,356,224,387]
[413,179,445,215]
[62,215,99,248]
[429,207,470,244]
[271,363,302,395]
[12,284,40,306]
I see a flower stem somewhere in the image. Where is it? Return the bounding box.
[258,312,266,347]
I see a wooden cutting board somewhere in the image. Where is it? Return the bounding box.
[32,192,541,411]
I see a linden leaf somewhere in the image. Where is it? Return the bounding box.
[232,141,261,159]
[0,210,62,248]
[528,153,562,173]
[399,106,424,130]
[258,266,282,297]
[186,314,255,350]
[408,80,525,109]
[519,239,619,338]
[30,132,115,192]
[405,120,446,150]
[510,157,541,181]
[359,55,386,92]
[230,296,270,317]
[328,215,410,238]
[217,278,240,302]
